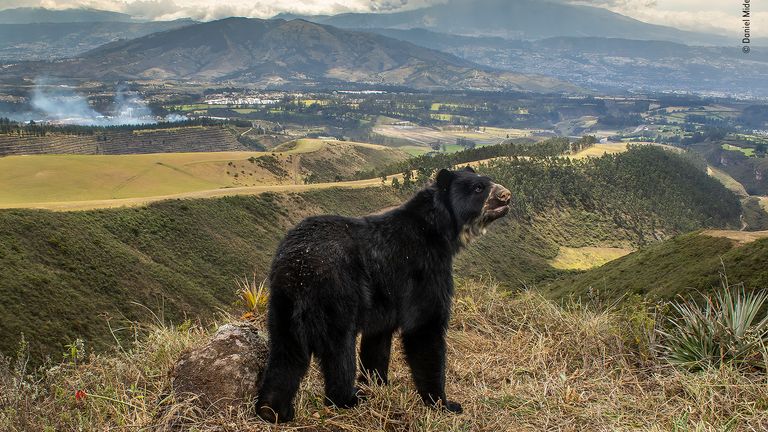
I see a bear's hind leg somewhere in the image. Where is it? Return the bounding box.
[317,329,361,409]
[256,295,311,423]
[402,322,463,414]
[256,336,310,423]
[359,331,393,385]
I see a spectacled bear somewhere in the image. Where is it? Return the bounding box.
[256,167,512,423]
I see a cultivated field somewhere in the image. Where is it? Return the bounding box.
[372,123,532,152]
[0,139,406,209]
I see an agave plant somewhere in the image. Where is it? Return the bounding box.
[237,274,269,322]
[661,283,768,371]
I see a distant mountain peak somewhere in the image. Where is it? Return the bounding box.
[12,17,580,93]
[304,0,726,45]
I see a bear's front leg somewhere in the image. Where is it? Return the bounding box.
[402,321,463,414]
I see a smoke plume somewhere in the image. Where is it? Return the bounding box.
[30,80,156,126]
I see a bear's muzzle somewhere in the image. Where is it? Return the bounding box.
[483,183,511,221]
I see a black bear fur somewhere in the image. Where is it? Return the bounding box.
[256,167,511,423]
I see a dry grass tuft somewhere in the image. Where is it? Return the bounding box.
[2,279,768,431]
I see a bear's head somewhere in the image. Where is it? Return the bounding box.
[434,166,511,245]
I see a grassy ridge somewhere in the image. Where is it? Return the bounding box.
[0,147,742,360]
[545,232,768,301]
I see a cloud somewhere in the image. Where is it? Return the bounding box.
[1,0,763,39]
[568,0,765,36]
[0,0,445,20]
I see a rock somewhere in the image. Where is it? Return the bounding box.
[170,322,268,411]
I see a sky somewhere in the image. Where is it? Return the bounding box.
[0,0,763,38]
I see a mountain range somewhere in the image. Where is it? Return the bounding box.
[0,4,762,95]
[3,17,578,92]
[0,20,195,61]
[281,0,728,46]
[369,28,768,96]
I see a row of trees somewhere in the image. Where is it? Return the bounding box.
[0,117,250,137]
[476,145,740,241]
[355,136,597,183]
[378,142,739,242]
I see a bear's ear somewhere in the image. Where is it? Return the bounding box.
[463,166,476,173]
[435,168,455,190]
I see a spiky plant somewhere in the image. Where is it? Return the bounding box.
[236,274,269,323]
[661,282,768,371]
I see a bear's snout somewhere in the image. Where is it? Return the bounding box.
[493,184,511,206]
[482,183,511,221]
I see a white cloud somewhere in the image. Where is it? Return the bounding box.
[1,0,764,41]
[0,0,445,20]
[571,0,765,37]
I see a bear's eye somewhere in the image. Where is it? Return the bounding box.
[474,184,485,193]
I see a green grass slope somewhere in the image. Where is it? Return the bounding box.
[544,231,768,301]
[0,147,742,361]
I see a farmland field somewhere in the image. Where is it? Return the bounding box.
[722,143,755,157]
[372,124,532,148]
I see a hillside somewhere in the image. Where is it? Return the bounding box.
[0,20,195,61]
[0,139,408,207]
[544,230,768,301]
[0,146,741,361]
[300,0,725,45]
[0,125,246,156]
[2,17,579,92]
[368,28,768,96]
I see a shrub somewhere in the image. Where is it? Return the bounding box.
[661,279,768,371]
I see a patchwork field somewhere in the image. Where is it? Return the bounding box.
[0,139,406,209]
[372,124,532,149]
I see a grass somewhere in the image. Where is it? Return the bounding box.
[707,166,749,197]
[545,231,768,301]
[3,278,767,431]
[570,143,629,159]
[0,189,410,361]
[0,139,406,208]
[550,246,633,270]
